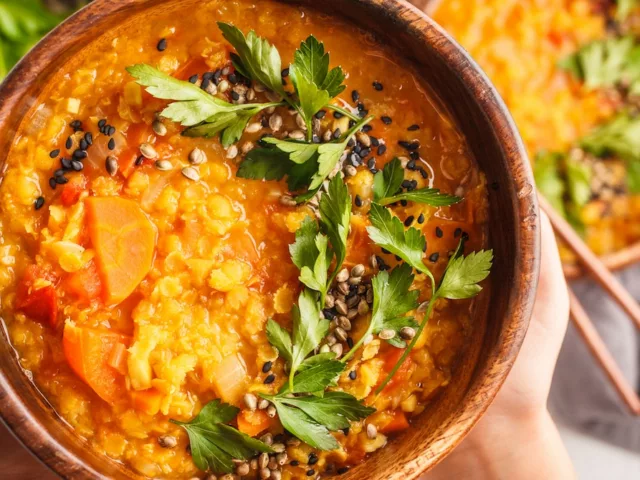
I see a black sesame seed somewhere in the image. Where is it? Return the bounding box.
[401,180,413,189]
[350,153,361,167]
[373,81,383,91]
[54,169,65,177]
[462,232,470,241]
[312,134,321,143]
[306,470,315,476]
[410,151,420,161]
[349,370,357,380]
[262,361,273,373]
[429,252,440,262]
[333,111,344,119]
[231,91,240,101]
[201,78,211,90]
[315,110,326,119]
[70,120,82,129]
[435,226,443,238]
[347,138,356,148]
[408,124,420,131]
[66,136,73,149]
[79,139,88,151]
[213,69,222,84]
[55,175,69,185]
[369,137,379,148]
[353,145,362,155]
[157,38,167,51]
[395,255,402,261]
[135,155,145,166]
[281,67,290,77]
[308,453,319,465]
[264,374,276,385]
[358,109,369,117]
[381,248,390,254]
[49,149,60,158]
[347,337,354,348]
[202,71,214,81]
[228,73,238,84]
[290,460,300,467]
[360,148,371,158]
[49,178,57,189]
[73,149,87,160]
[349,119,356,129]
[404,215,414,227]
[188,74,198,84]
[71,160,84,171]
[417,213,425,224]
[34,196,45,210]
[362,124,373,133]
[355,195,363,207]
[454,227,462,238]
[338,467,350,474]
[367,158,376,169]
[400,199,408,207]
[108,126,116,136]
[381,116,392,125]
[333,128,342,139]
[419,167,428,179]
[61,158,72,169]
[342,427,350,436]
[108,138,116,150]
[399,140,420,151]
[407,159,417,170]
[352,90,360,102]
[98,119,107,128]
[323,309,336,320]
[377,144,387,155]
[370,168,378,174]
[84,132,93,145]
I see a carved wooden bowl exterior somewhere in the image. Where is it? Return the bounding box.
[0,0,540,478]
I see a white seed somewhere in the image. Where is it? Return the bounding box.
[417,301,429,313]
[325,333,337,346]
[266,106,276,114]
[335,299,348,315]
[258,398,270,410]
[295,113,307,130]
[205,82,218,95]
[379,329,396,340]
[346,295,360,308]
[400,326,417,340]
[266,404,277,418]
[254,82,266,92]
[140,143,158,159]
[265,90,281,102]
[344,165,357,177]
[260,467,271,479]
[268,458,278,470]
[152,119,167,136]
[181,166,200,181]
[351,264,366,277]
[363,334,374,345]
[243,393,258,410]
[241,141,255,154]
[348,276,361,286]
[369,255,378,269]
[286,437,301,446]
[218,79,230,93]
[222,67,231,75]
[271,443,286,453]
[236,463,250,476]
[188,147,206,165]
[337,282,350,295]
[259,452,270,469]
[322,129,333,142]
[288,130,305,140]
[226,145,239,159]
[312,117,322,134]
[336,268,349,283]
[325,294,335,308]
[356,131,371,147]
[279,195,297,207]
[260,433,274,445]
[205,475,218,480]
[334,327,348,342]
[247,88,256,101]
[330,343,343,359]
[157,435,177,448]
[271,470,282,480]
[245,122,263,133]
[358,299,370,315]
[276,452,288,466]
[320,344,331,353]
[347,308,358,319]
[251,458,259,470]
[366,423,378,439]
[269,114,283,132]
[155,160,172,171]
[337,316,351,331]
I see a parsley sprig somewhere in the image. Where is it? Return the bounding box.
[373,158,462,206]
[171,399,273,473]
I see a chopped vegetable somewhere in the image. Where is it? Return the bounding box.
[236,409,273,437]
[378,409,410,433]
[131,388,163,415]
[209,353,249,405]
[15,264,58,327]
[60,174,87,207]
[63,322,132,404]
[85,196,157,305]
[64,259,103,304]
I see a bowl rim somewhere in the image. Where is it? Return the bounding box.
[0,0,540,478]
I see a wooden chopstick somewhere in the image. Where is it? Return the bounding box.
[568,289,640,414]
[538,193,640,415]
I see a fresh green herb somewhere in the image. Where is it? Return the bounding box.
[617,0,639,21]
[289,217,331,298]
[0,0,73,80]
[566,159,592,208]
[171,399,272,473]
[279,359,344,394]
[375,240,493,393]
[290,35,346,138]
[236,147,292,181]
[373,158,461,206]
[126,64,282,147]
[218,22,288,100]
[366,203,435,288]
[342,263,419,362]
[533,151,567,217]
[559,36,640,91]
[318,175,351,285]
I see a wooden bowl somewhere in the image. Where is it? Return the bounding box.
[0,0,539,478]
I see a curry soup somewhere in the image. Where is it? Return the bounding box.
[0,1,491,478]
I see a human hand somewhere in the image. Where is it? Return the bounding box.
[423,212,574,479]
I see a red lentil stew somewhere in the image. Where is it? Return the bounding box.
[0,1,492,478]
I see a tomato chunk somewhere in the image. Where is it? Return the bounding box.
[15,265,58,328]
[64,259,103,303]
[63,323,131,404]
[60,174,87,207]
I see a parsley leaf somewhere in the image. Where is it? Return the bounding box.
[580,113,640,160]
[280,359,345,394]
[342,263,419,361]
[437,248,493,299]
[265,319,293,364]
[366,203,434,284]
[171,399,272,473]
[217,22,287,99]
[290,35,346,133]
[267,400,340,450]
[262,137,319,164]
[373,158,461,206]
[319,175,351,284]
[289,217,331,295]
[236,148,292,181]
[298,352,337,372]
[533,151,567,217]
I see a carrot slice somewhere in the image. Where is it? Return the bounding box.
[15,265,58,328]
[64,259,103,304]
[60,174,87,207]
[131,388,163,415]
[237,409,272,437]
[379,410,410,433]
[63,323,131,404]
[85,197,156,305]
